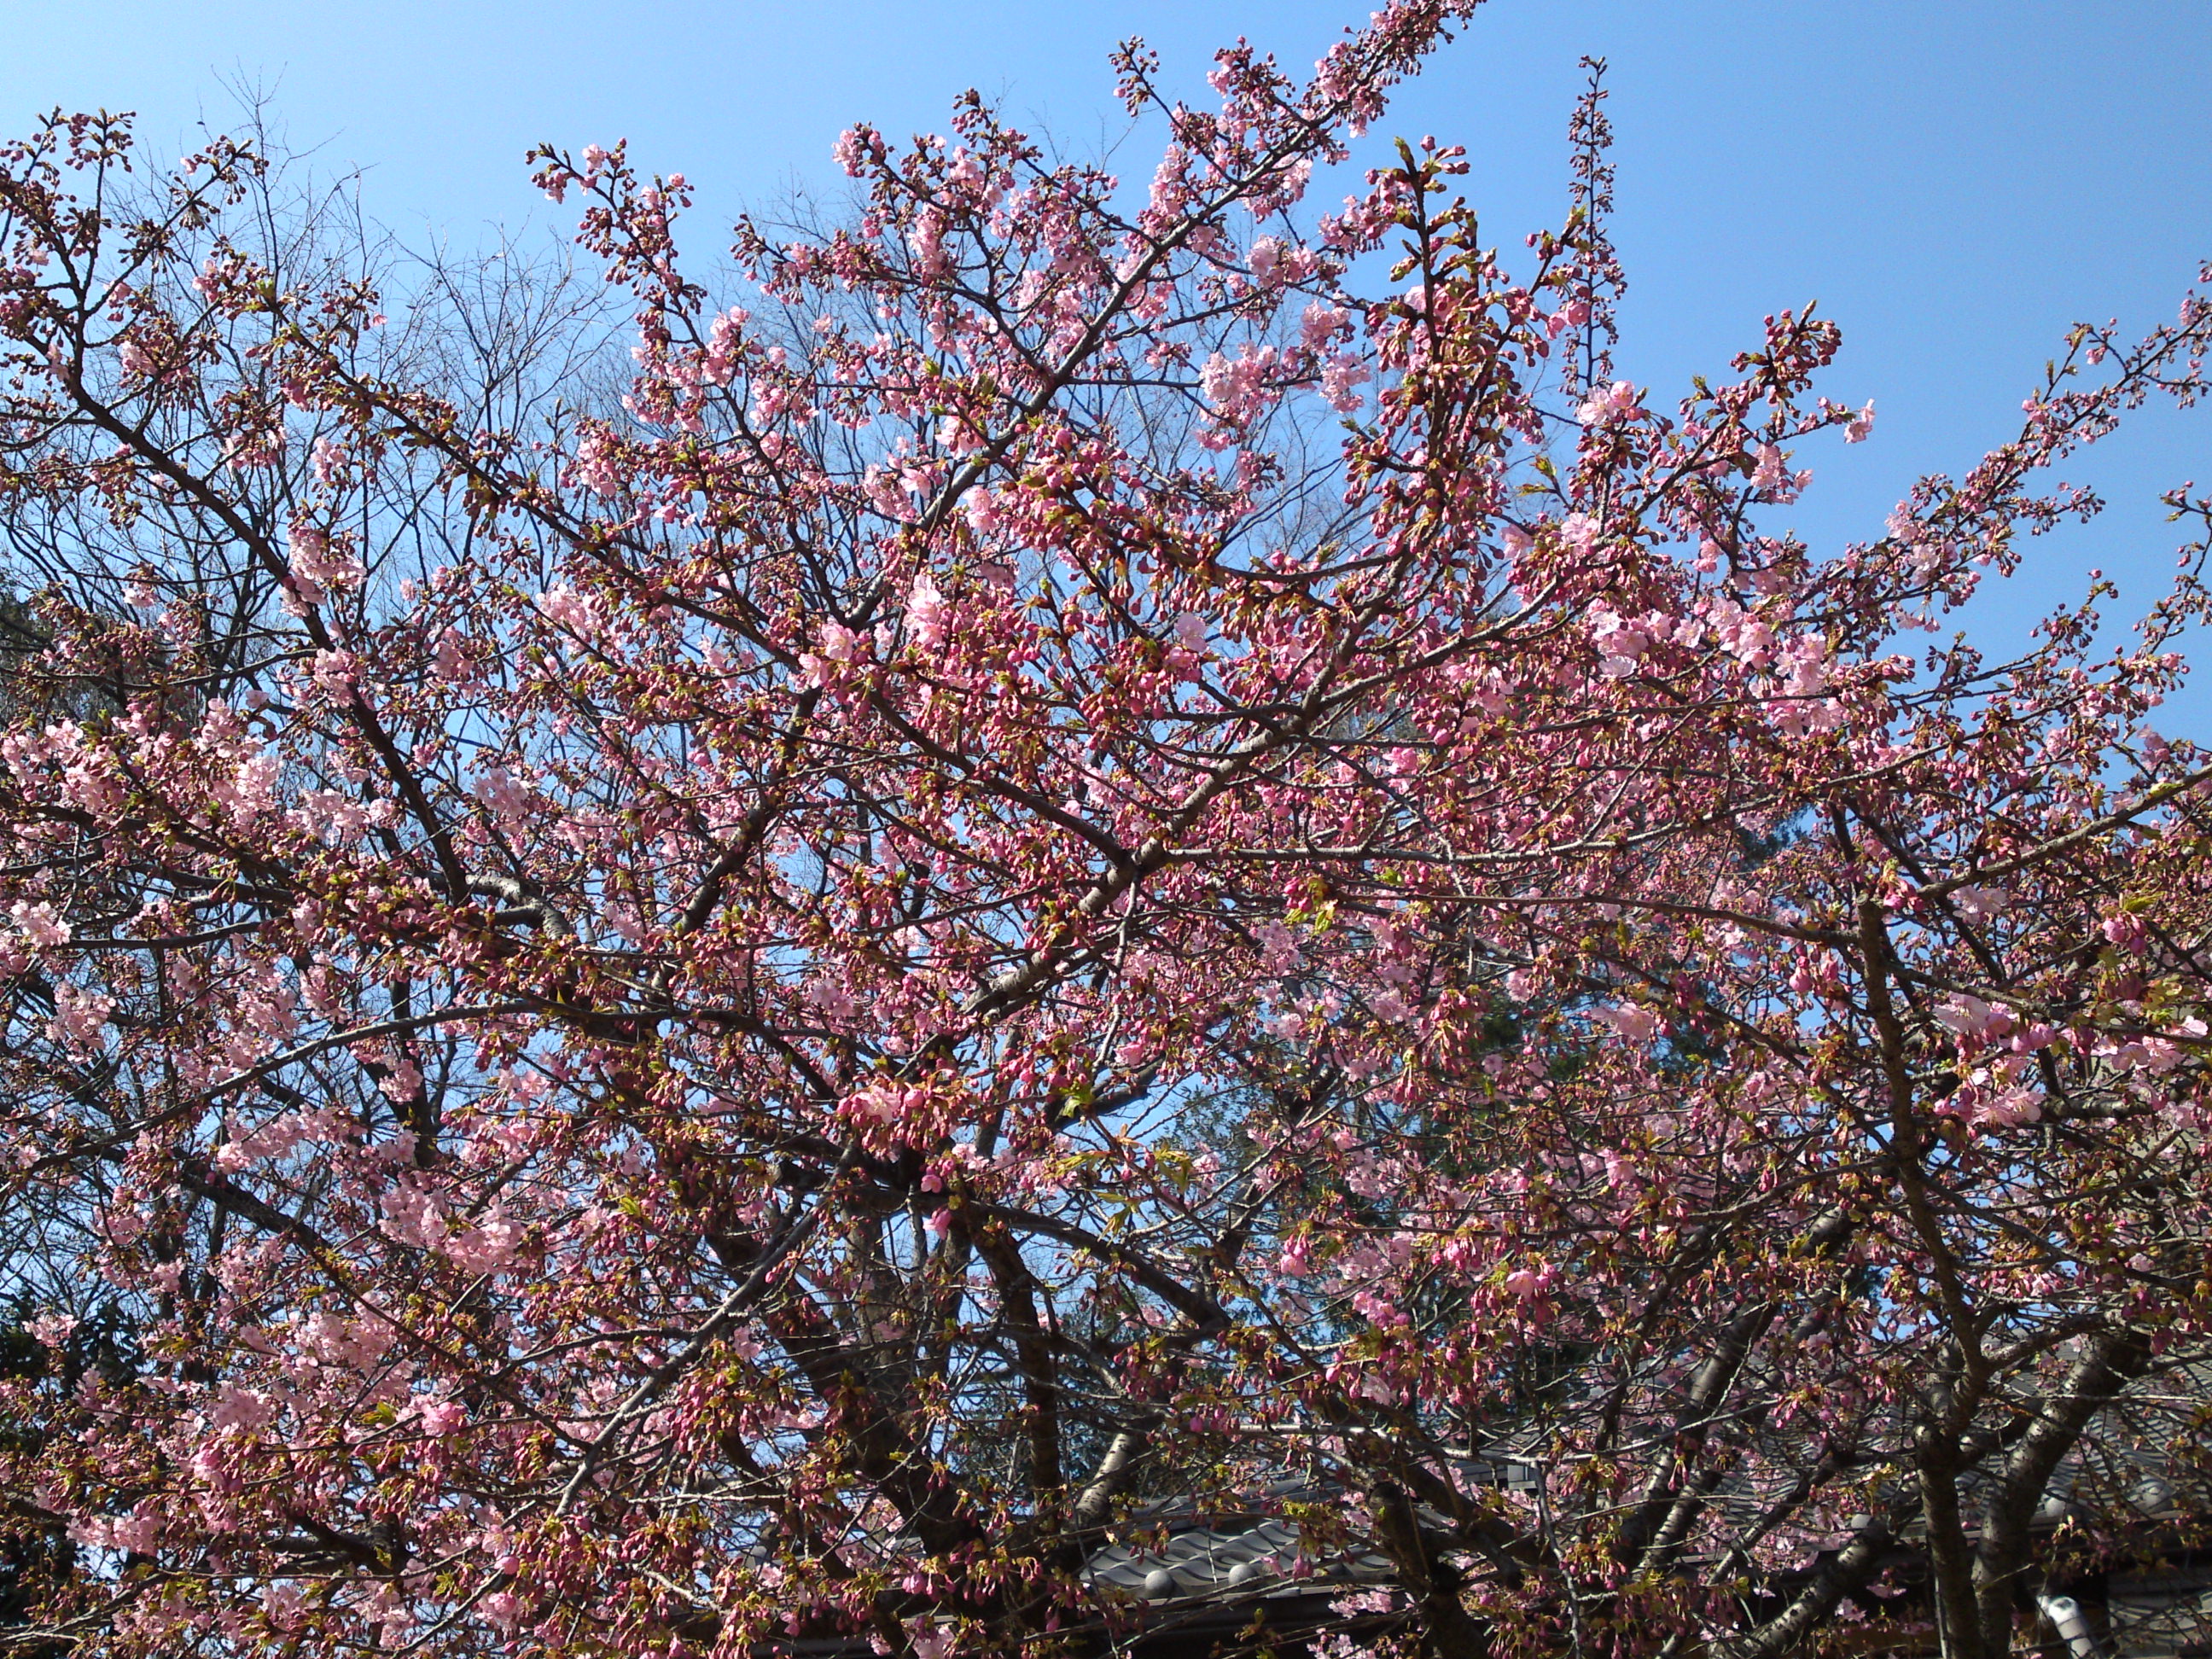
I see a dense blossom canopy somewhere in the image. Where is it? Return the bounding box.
[2,7,2210,1658]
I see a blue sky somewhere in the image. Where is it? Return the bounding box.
[9,0,2212,726]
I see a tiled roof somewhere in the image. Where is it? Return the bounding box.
[1084,1516,1394,1604]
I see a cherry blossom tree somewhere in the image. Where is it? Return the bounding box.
[3,8,2211,1659]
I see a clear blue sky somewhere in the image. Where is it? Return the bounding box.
[9,1,2212,727]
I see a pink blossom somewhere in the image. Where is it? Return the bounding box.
[445,1206,527,1276]
[221,426,283,471]
[534,585,604,643]
[1575,379,1641,427]
[1751,443,1811,501]
[1934,994,2011,1041]
[567,428,623,498]
[9,899,69,954]
[1559,512,1601,555]
[1590,1003,1659,1043]
[1201,343,1283,429]
[1502,1262,1556,1300]
[48,982,113,1051]
[287,521,364,594]
[296,1311,390,1371]
[415,1396,468,1435]
[907,571,952,649]
[963,488,1002,534]
[906,206,950,278]
[800,620,865,689]
[380,1180,449,1250]
[207,1384,276,1435]
[473,765,534,820]
[1587,607,1653,677]
[69,1505,162,1557]
[1318,349,1371,412]
[309,650,360,696]
[1254,918,1301,973]
[1301,300,1350,351]
[832,126,879,178]
[1952,885,2011,922]
[2100,1033,2184,1074]
[841,1079,934,1137]
[1975,1087,2044,1128]
[26,1312,76,1348]
[1777,635,1834,696]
